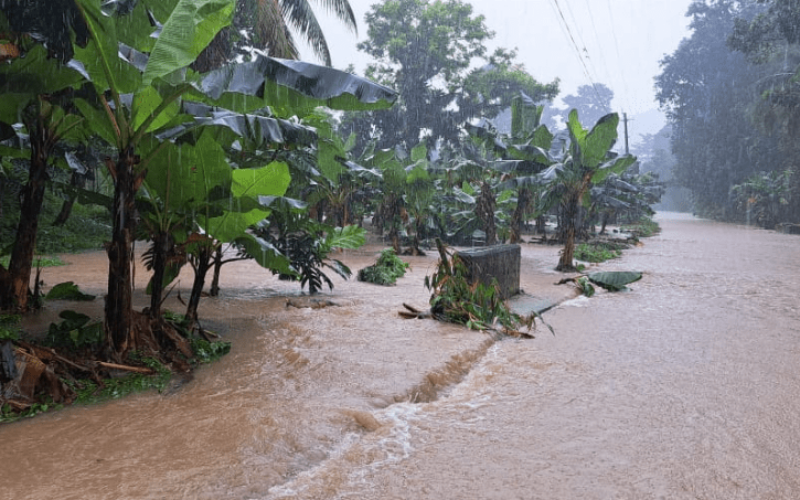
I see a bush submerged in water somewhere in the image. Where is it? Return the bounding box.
[358,249,409,286]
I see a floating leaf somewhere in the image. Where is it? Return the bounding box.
[587,271,642,292]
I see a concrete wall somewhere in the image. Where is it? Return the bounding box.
[455,244,521,300]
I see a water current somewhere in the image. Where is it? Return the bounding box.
[2,213,799,499]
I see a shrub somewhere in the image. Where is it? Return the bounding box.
[357,248,409,285]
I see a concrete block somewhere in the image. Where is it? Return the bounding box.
[455,244,521,299]
[776,223,800,235]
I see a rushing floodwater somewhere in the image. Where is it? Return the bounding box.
[2,213,799,499]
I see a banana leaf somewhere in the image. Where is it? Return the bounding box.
[588,271,642,292]
[197,54,397,114]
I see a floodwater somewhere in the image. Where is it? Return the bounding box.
[3,213,800,499]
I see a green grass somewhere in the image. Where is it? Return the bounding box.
[575,242,623,263]
[621,216,661,238]
[0,255,66,268]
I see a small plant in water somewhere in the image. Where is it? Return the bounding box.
[575,242,623,263]
[424,239,551,336]
[357,248,409,285]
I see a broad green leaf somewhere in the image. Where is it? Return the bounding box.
[145,131,230,208]
[206,208,268,242]
[197,55,397,115]
[508,144,551,164]
[132,85,180,133]
[411,143,427,162]
[317,138,345,181]
[567,109,587,161]
[583,113,620,168]
[231,162,291,200]
[326,225,366,249]
[143,0,235,86]
[0,93,27,126]
[74,98,119,146]
[531,125,554,150]
[591,155,637,184]
[73,0,140,94]
[0,45,84,95]
[588,271,642,292]
[115,0,159,53]
[234,233,294,275]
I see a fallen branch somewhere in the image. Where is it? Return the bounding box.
[17,340,90,372]
[398,303,432,319]
[96,361,155,375]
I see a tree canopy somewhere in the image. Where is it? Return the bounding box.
[345,0,559,151]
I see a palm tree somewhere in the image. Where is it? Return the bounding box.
[194,0,357,71]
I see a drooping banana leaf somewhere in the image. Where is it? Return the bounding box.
[587,271,642,292]
[196,54,397,115]
[234,233,294,276]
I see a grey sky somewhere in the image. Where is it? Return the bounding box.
[304,0,695,135]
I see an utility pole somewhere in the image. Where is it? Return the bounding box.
[622,112,638,174]
[623,112,630,155]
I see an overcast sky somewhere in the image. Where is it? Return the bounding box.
[304,0,696,137]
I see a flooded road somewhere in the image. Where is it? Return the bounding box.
[3,213,800,499]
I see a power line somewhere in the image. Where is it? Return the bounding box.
[549,0,608,108]
[579,0,617,110]
[604,0,634,113]
[563,0,606,94]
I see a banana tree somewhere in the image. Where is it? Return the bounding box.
[539,110,637,271]
[70,0,396,357]
[0,38,88,311]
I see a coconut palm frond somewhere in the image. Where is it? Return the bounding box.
[312,0,357,33]
[256,0,299,60]
[281,0,331,65]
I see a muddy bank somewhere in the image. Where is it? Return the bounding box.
[1,239,575,499]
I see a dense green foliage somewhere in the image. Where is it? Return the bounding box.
[344,0,558,151]
[575,242,622,263]
[656,0,799,225]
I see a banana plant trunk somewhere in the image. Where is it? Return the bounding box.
[186,243,213,330]
[476,181,497,245]
[210,246,223,297]
[104,147,139,355]
[510,187,532,244]
[0,121,53,311]
[557,177,592,272]
[148,231,172,319]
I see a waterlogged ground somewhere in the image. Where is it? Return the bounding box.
[3,213,800,499]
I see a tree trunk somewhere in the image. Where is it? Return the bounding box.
[185,244,212,329]
[557,177,592,272]
[104,148,139,356]
[53,171,86,226]
[476,181,497,245]
[209,246,223,297]
[1,121,51,311]
[510,186,531,244]
[557,197,579,271]
[148,231,172,319]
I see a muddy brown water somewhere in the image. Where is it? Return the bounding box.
[3,213,800,499]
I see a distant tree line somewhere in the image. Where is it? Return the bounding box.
[656,0,800,227]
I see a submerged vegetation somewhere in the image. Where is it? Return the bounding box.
[358,248,409,285]
[575,242,622,263]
